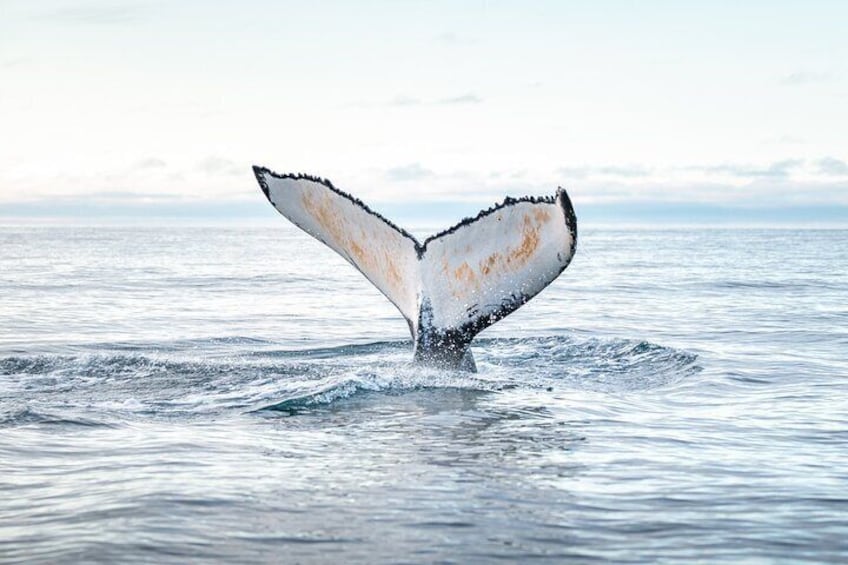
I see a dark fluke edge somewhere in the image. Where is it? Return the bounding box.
[253,166,419,248]
[253,165,578,371]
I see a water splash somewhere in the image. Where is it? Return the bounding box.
[1,335,699,418]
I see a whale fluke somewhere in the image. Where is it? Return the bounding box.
[253,166,577,371]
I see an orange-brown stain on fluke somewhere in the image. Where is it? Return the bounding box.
[301,190,405,298]
[448,208,553,299]
[480,252,502,276]
[509,214,541,265]
[384,250,402,290]
[448,261,478,299]
[349,240,365,262]
[479,212,546,274]
[533,208,551,224]
[454,262,477,285]
[301,191,346,245]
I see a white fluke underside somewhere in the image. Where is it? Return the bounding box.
[253,166,577,368]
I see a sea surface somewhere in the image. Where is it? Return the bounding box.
[1,224,846,563]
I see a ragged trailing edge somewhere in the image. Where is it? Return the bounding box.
[252,165,420,246]
[421,189,573,251]
[254,164,576,257]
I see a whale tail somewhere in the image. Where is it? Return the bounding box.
[253,166,577,372]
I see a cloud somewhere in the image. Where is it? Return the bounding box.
[385,163,434,182]
[773,135,805,145]
[6,160,848,224]
[0,57,30,69]
[437,94,483,105]
[558,164,651,179]
[81,191,184,202]
[570,177,848,207]
[381,93,482,107]
[550,158,848,207]
[38,3,147,25]
[779,71,830,86]
[196,156,244,176]
[816,157,848,176]
[134,157,167,170]
[435,32,476,46]
[373,158,847,207]
[692,159,804,178]
[387,94,422,107]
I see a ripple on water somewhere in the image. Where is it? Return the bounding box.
[0,335,700,419]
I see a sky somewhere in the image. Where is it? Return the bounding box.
[1,0,847,224]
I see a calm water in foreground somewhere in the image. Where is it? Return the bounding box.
[1,224,846,563]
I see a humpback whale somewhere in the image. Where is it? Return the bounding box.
[253,166,577,372]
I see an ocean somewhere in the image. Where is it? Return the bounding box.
[1,224,846,563]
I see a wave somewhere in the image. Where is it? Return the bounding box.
[700,279,843,291]
[0,407,116,429]
[0,335,700,417]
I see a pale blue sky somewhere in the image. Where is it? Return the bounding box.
[1,0,846,221]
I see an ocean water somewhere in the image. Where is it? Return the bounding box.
[1,224,846,563]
